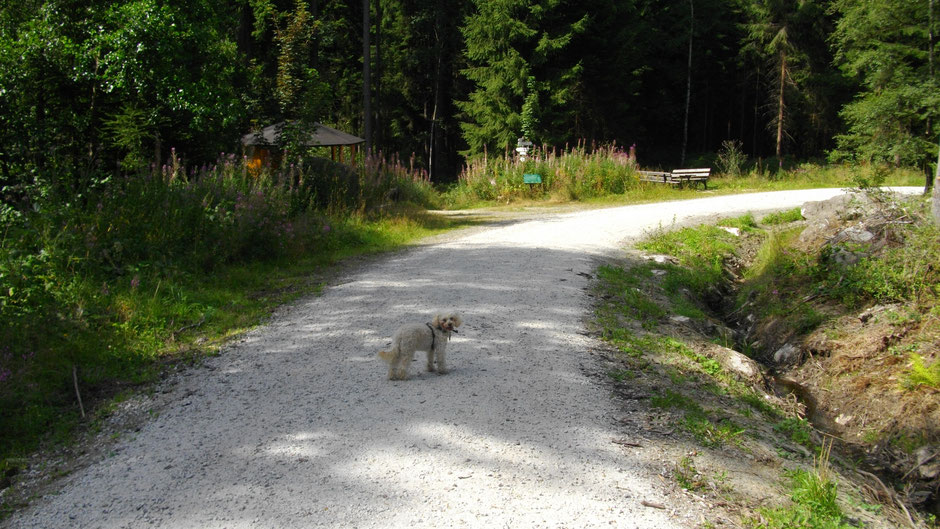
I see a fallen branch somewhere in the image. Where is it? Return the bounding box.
[856,469,915,528]
[611,438,643,448]
[173,314,206,337]
[72,364,85,419]
[901,449,940,480]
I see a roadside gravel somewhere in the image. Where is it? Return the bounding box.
[4,188,921,529]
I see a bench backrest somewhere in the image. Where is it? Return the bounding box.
[671,168,711,178]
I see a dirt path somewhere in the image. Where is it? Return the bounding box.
[5,188,921,529]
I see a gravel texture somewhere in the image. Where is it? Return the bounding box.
[5,188,921,529]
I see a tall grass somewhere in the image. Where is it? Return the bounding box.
[0,151,437,461]
[748,441,852,529]
[446,142,639,206]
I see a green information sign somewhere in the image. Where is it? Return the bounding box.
[523,173,542,184]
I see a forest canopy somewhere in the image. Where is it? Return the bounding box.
[0,0,936,194]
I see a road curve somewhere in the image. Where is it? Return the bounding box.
[5,188,922,529]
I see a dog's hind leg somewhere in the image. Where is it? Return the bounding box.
[426,349,436,373]
[386,345,409,381]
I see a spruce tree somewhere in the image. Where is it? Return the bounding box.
[831,0,939,167]
[457,0,587,157]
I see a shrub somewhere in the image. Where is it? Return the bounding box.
[716,139,747,177]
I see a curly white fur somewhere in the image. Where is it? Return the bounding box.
[378,313,462,380]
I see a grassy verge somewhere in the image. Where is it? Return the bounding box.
[592,191,939,527]
[440,150,923,209]
[0,153,470,478]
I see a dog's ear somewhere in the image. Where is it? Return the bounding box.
[431,313,442,326]
[452,314,462,327]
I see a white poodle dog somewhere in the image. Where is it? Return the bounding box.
[379,313,462,380]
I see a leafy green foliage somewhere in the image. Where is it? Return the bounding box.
[748,468,849,529]
[903,353,940,391]
[774,417,814,449]
[449,143,638,205]
[0,153,438,462]
[716,140,748,177]
[457,0,588,155]
[637,223,739,293]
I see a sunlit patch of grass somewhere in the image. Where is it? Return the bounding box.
[774,417,815,450]
[637,224,738,294]
[717,213,760,233]
[595,265,665,330]
[747,441,852,529]
[651,389,745,448]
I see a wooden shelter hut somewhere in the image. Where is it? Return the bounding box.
[241,122,365,170]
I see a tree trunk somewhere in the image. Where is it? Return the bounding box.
[429,5,445,182]
[776,51,785,168]
[681,0,693,166]
[362,0,371,155]
[374,0,383,150]
[933,137,940,224]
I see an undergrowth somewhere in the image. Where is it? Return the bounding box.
[747,442,853,529]
[0,153,458,466]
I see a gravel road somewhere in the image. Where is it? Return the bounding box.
[5,188,922,529]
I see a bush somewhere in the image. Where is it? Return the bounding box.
[452,143,638,205]
[0,150,426,458]
[716,140,747,177]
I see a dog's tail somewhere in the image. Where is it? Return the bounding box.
[378,349,394,362]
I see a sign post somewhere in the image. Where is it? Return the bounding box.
[523,173,542,184]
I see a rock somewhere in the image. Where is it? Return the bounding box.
[644,254,679,265]
[830,247,864,267]
[720,227,741,236]
[801,193,871,222]
[835,414,854,426]
[840,226,875,243]
[773,343,802,365]
[916,446,940,479]
[710,345,765,386]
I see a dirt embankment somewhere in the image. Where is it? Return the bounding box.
[724,192,939,518]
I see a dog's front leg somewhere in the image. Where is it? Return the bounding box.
[426,349,436,372]
[435,345,448,375]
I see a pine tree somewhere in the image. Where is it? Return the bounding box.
[457,0,586,157]
[830,0,939,167]
[742,0,832,166]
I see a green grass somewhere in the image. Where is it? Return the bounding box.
[651,389,744,448]
[0,165,477,469]
[594,265,666,330]
[441,152,922,210]
[637,222,742,294]
[675,455,707,491]
[747,443,853,529]
[761,207,803,226]
[774,417,815,450]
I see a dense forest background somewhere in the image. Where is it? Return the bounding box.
[1,0,937,193]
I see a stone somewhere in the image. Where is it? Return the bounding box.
[711,345,765,385]
[773,343,802,364]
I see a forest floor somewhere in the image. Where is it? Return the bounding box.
[1,188,932,528]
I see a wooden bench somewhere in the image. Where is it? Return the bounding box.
[638,167,710,189]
